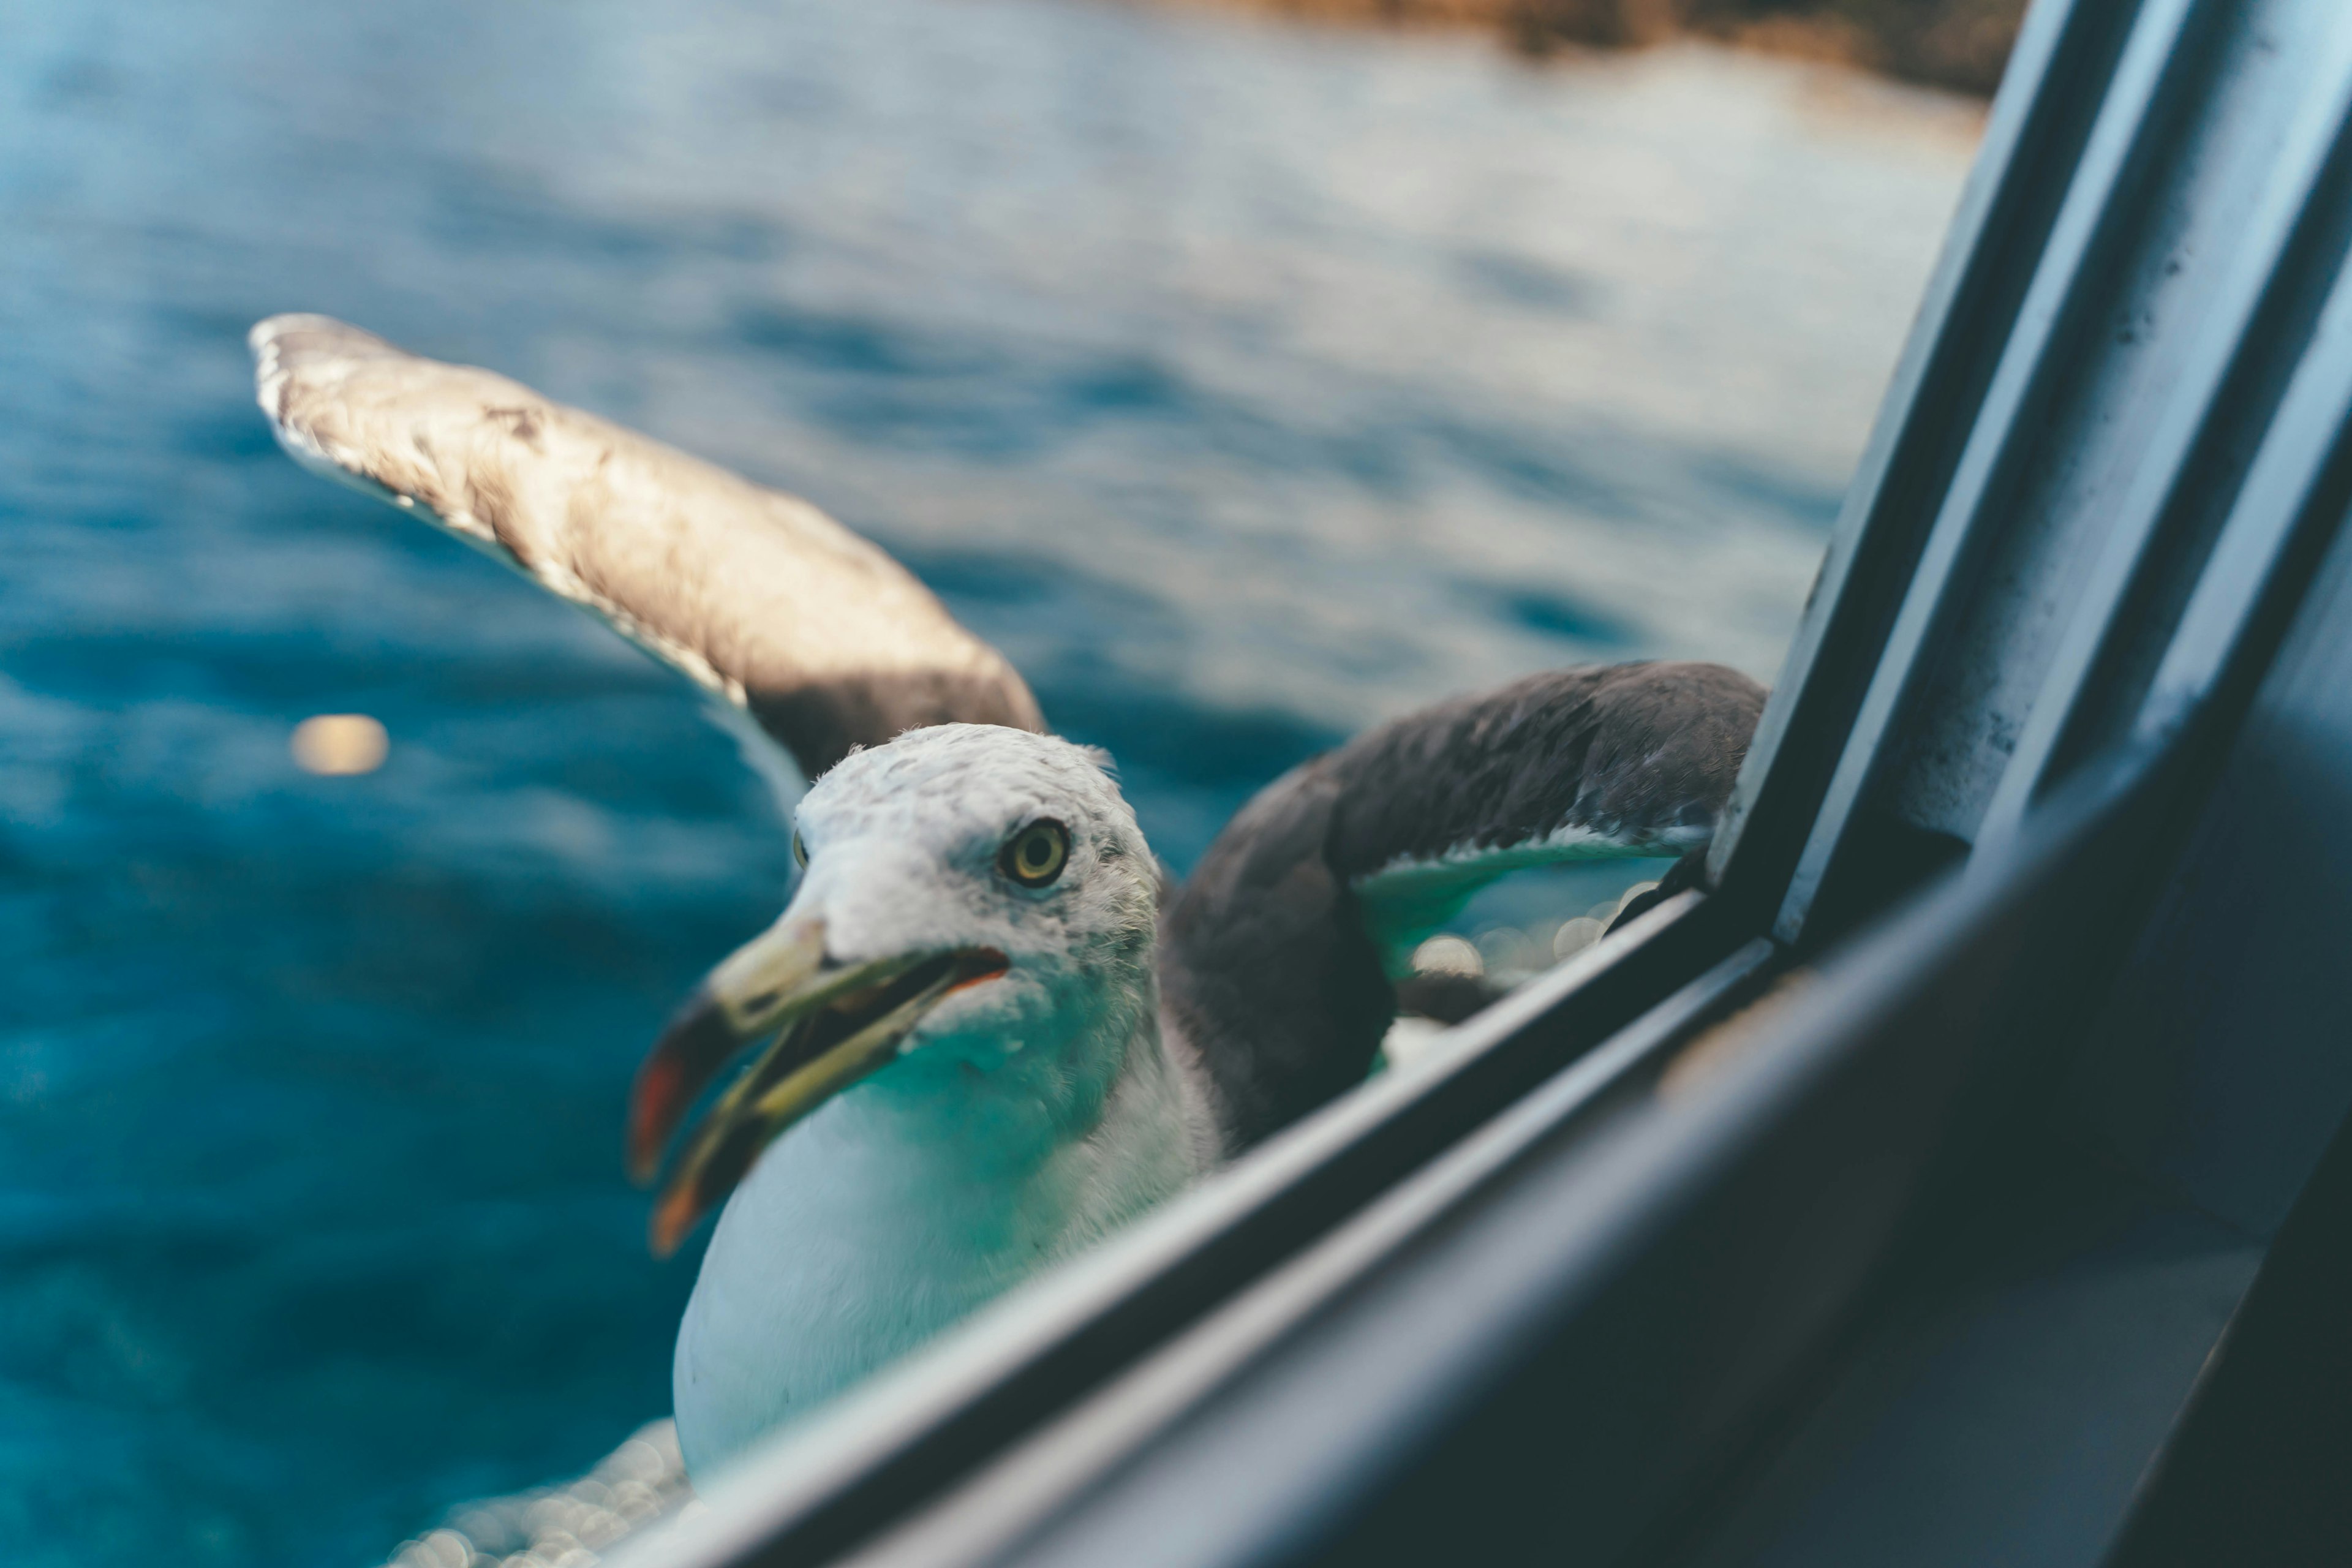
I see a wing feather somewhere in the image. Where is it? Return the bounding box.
[251,314,1042,777]
[1161,661,1766,1148]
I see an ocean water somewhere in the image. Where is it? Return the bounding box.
[0,2,1977,1562]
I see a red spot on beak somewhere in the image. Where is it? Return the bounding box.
[946,949,1011,995]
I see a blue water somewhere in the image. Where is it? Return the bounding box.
[0,2,1973,1561]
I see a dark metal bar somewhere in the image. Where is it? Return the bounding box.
[1773,0,2212,938]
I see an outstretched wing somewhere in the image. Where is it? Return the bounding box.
[1161,662,1766,1149]
[251,314,1043,778]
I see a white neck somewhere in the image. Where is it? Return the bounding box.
[672,1000,1215,1479]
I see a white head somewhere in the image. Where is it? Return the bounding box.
[628,725,1163,1251]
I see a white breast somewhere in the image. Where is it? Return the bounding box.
[671,1016,1214,1479]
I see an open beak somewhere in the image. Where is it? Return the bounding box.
[627,916,1009,1256]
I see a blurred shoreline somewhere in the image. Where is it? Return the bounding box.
[1145,0,2023,96]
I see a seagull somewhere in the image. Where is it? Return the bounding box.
[252,314,1768,1479]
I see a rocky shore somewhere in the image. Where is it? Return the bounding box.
[1160,0,2024,96]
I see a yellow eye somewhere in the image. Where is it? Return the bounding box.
[998,819,1070,888]
[791,831,808,868]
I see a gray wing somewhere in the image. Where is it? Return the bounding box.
[1160,662,1766,1150]
[1331,660,1764,967]
[252,314,1043,778]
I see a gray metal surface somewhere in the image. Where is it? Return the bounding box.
[2074,478,2352,1234]
[1680,1189,2258,1568]
[1738,0,2352,944]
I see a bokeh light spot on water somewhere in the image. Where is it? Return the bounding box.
[1552,914,1609,960]
[1411,933,1484,977]
[291,714,390,775]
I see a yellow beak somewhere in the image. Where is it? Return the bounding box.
[627,917,1008,1256]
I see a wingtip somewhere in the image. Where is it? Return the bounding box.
[247,314,405,374]
[248,313,298,352]
[249,314,418,458]
[249,311,330,358]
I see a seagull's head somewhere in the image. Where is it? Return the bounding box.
[628,723,1161,1254]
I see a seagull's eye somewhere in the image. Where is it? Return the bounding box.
[998,819,1070,889]
[791,831,808,868]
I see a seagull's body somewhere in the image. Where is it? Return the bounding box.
[668,726,1218,1471]
[680,1005,1208,1470]
[251,315,1769,1481]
